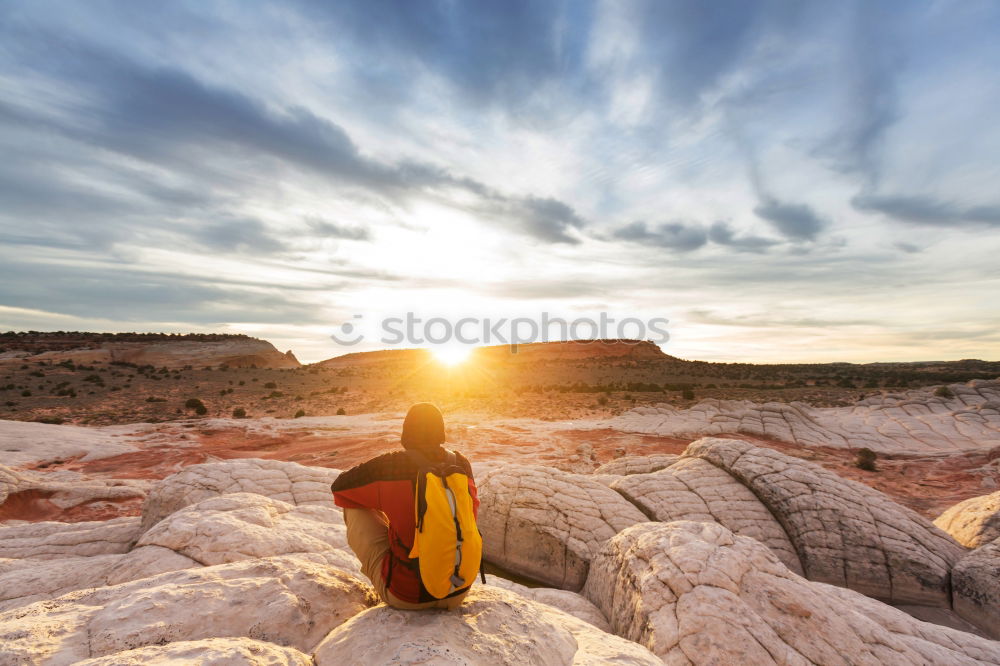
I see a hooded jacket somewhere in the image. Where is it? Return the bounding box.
[331,448,479,603]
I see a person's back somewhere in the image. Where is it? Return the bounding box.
[331,402,480,609]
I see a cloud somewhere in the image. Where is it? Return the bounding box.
[893,241,922,254]
[708,221,781,253]
[852,194,1000,228]
[306,219,371,241]
[753,198,827,240]
[613,221,708,251]
[189,218,289,254]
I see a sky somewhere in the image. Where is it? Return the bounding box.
[1,0,999,364]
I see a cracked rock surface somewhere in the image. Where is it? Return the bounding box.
[312,585,660,665]
[477,464,647,590]
[140,458,341,531]
[612,379,1000,454]
[484,574,611,631]
[594,454,680,476]
[936,491,1000,548]
[612,457,803,574]
[953,538,1000,640]
[135,492,360,573]
[0,554,374,665]
[73,638,314,665]
[0,517,141,560]
[0,465,148,518]
[684,437,966,605]
[583,521,1000,664]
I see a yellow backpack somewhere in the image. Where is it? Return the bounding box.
[407,449,484,599]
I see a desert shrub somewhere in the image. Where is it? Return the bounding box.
[294,409,306,418]
[184,398,205,410]
[854,447,877,471]
[934,386,954,399]
[238,380,245,386]
[20,390,31,397]
[682,388,695,400]
[337,407,346,415]
[29,370,44,377]
[232,407,247,418]
[264,381,277,389]
[35,417,64,425]
[597,395,608,406]
[146,396,166,402]
[194,404,208,415]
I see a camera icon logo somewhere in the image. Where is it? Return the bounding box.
[330,314,364,346]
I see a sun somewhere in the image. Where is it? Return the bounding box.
[431,345,473,366]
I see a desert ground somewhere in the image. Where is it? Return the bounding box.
[2,334,999,663]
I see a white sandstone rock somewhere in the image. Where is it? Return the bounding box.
[0,517,141,560]
[935,491,1000,548]
[140,458,341,530]
[0,464,147,519]
[594,453,680,476]
[953,538,1000,640]
[74,638,314,665]
[583,521,1000,664]
[476,464,647,590]
[484,574,611,631]
[611,457,803,574]
[312,585,660,665]
[610,380,1000,455]
[0,420,140,468]
[0,554,122,612]
[135,492,360,574]
[684,437,966,605]
[0,554,375,665]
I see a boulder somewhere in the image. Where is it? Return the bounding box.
[74,638,313,665]
[134,492,360,574]
[952,538,1000,639]
[594,453,680,476]
[685,437,966,605]
[0,517,141,560]
[0,554,123,613]
[1,464,147,521]
[611,457,803,574]
[935,491,1000,548]
[484,574,610,631]
[140,458,341,530]
[0,555,375,665]
[583,521,1000,664]
[476,464,647,590]
[312,585,660,665]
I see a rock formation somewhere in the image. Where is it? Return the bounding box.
[936,491,1000,548]
[484,574,611,631]
[73,638,314,665]
[611,457,803,574]
[584,521,1000,664]
[953,539,1000,640]
[312,586,660,665]
[476,464,647,590]
[0,517,141,560]
[594,453,680,476]
[0,464,147,522]
[683,437,966,606]
[612,379,1000,455]
[140,458,341,530]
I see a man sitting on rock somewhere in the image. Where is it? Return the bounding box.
[331,402,479,609]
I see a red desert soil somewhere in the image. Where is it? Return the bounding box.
[19,421,994,522]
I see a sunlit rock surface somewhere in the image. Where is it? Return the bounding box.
[584,521,1000,664]
[612,379,1000,454]
[477,464,647,590]
[936,491,1000,548]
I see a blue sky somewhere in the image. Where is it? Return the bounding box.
[1,0,999,362]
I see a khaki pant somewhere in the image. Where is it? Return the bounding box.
[343,507,468,610]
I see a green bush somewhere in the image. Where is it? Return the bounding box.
[294,409,306,418]
[854,447,877,471]
[934,386,954,399]
[184,398,204,410]
[682,388,695,400]
[264,381,277,389]
[232,407,247,419]
[20,390,31,397]
[194,404,208,416]
[336,407,346,415]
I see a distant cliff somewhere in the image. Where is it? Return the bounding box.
[0,332,300,369]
